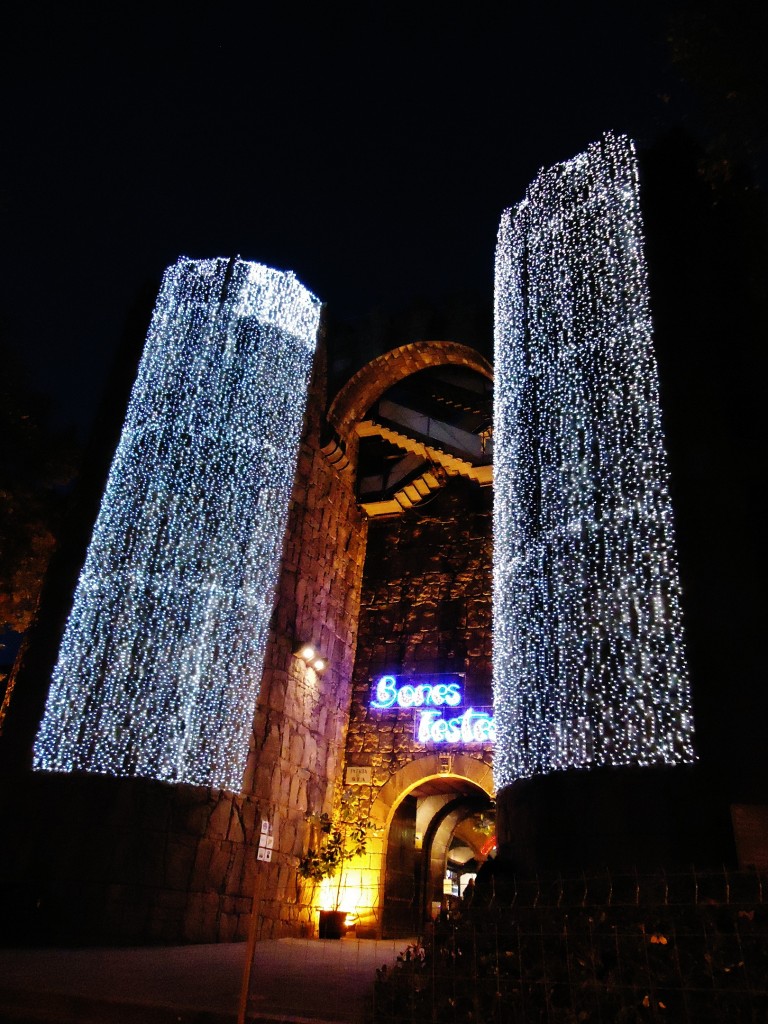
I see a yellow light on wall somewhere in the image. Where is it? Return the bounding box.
[293,642,328,674]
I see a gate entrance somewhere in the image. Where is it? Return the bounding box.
[381,776,494,938]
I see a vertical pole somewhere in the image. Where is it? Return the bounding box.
[237,861,268,1024]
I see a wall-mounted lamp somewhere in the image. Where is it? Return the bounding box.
[293,642,329,674]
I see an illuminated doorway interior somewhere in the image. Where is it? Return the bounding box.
[382,777,495,938]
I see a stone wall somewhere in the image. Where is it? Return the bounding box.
[495,765,736,875]
[346,479,493,789]
[339,479,493,935]
[1,774,260,944]
[0,339,369,945]
[240,342,368,937]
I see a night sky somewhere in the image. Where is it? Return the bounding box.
[6,2,700,431]
[4,4,767,797]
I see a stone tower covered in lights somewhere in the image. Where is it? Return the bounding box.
[493,133,697,868]
[33,258,322,792]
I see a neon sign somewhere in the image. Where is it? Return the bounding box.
[370,675,462,710]
[480,834,497,857]
[416,707,495,744]
[369,675,495,746]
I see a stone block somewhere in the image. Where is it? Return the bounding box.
[173,798,213,838]
[185,892,221,942]
[206,795,233,840]
[190,839,216,890]
[156,888,189,911]
[163,835,198,891]
[226,803,247,844]
[270,765,287,806]
[114,830,167,885]
[289,730,305,766]
[206,842,235,892]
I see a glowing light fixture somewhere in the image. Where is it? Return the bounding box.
[33,257,321,791]
[294,642,328,674]
[294,643,317,662]
[493,133,695,789]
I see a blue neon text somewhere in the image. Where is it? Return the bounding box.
[416,707,495,745]
[370,675,462,710]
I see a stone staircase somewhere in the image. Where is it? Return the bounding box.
[355,419,492,517]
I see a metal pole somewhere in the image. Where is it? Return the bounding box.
[237,859,268,1024]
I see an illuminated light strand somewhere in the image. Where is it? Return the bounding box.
[33,257,321,791]
[493,133,696,789]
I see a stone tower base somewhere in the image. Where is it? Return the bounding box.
[495,765,735,874]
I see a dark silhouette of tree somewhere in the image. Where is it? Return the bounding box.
[667,0,768,183]
[0,337,79,732]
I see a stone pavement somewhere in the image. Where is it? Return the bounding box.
[0,936,412,1024]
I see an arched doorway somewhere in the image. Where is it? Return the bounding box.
[331,341,496,939]
[324,340,493,483]
[382,776,494,937]
[369,755,495,938]
[328,341,493,444]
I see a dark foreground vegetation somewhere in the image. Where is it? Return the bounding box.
[372,868,768,1023]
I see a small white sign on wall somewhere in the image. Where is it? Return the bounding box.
[345,766,373,786]
[257,819,274,861]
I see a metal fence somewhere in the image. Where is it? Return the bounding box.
[370,868,768,1023]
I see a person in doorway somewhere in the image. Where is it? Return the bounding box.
[462,877,475,907]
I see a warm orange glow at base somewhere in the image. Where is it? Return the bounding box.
[310,858,383,935]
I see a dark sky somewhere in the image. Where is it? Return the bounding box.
[5,2,696,434]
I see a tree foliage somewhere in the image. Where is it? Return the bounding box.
[0,339,79,636]
[667,0,768,182]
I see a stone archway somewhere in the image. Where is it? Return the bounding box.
[327,341,496,938]
[423,792,491,918]
[326,341,493,469]
[370,753,494,828]
[365,754,494,937]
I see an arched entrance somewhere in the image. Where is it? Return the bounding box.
[370,755,495,938]
[328,341,493,444]
[382,776,494,936]
[324,340,493,479]
[331,340,496,939]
